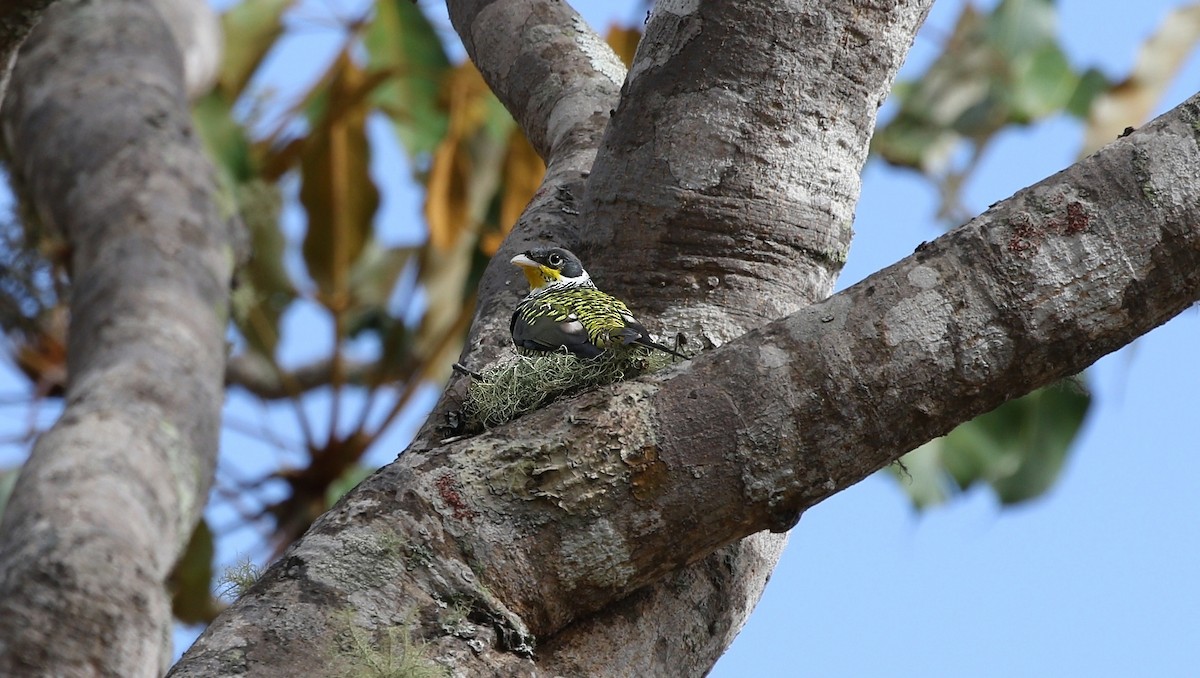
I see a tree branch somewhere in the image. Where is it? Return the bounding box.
[0,0,56,106]
[444,0,625,367]
[177,70,1200,678]
[414,94,1200,634]
[225,353,376,399]
[544,1,933,672]
[446,0,624,163]
[0,0,235,674]
[443,4,802,673]
[177,1,939,675]
[416,91,1200,631]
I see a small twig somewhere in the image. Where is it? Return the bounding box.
[452,363,483,380]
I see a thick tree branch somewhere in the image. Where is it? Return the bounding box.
[447,0,623,163]
[447,0,932,674]
[403,92,1200,634]
[225,353,375,398]
[177,80,1200,678]
[0,0,235,674]
[583,0,931,336]
[441,3,805,674]
[178,1,937,675]
[411,95,1200,634]
[543,1,932,672]
[0,0,56,105]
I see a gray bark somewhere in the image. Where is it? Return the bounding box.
[0,0,236,676]
[176,87,1200,678]
[1,0,1194,675]
[171,1,1200,677]
[0,0,57,106]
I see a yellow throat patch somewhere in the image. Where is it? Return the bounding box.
[520,265,557,289]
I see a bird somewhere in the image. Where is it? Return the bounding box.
[509,247,688,360]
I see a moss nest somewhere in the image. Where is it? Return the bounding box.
[463,349,680,430]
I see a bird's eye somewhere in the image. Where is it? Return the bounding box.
[548,253,563,267]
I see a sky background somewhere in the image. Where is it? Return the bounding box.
[1,0,1198,675]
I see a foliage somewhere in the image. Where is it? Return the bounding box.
[872,0,1200,222]
[170,520,222,623]
[892,380,1091,508]
[1,0,543,624]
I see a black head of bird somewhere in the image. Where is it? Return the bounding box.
[509,247,688,360]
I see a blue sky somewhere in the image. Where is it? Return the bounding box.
[2,0,1198,675]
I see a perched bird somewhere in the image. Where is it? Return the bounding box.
[510,247,688,360]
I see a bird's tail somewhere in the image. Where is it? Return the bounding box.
[635,336,690,361]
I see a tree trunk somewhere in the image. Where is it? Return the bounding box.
[0,0,57,102]
[171,1,1200,677]
[0,0,235,675]
[4,0,1200,676]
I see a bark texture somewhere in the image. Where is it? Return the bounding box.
[0,0,56,104]
[174,90,1200,677]
[0,0,236,675]
[454,0,929,675]
[173,1,1200,677]
[541,0,932,671]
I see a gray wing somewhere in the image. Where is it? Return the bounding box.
[510,309,604,359]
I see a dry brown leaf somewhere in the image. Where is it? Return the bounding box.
[486,129,545,255]
[424,64,491,251]
[606,24,642,67]
[1082,4,1200,155]
[299,51,382,303]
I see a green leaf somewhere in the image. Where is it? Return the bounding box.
[169,519,222,625]
[872,0,1109,220]
[891,380,1091,509]
[985,0,1057,59]
[1007,43,1075,122]
[326,464,375,506]
[890,442,954,509]
[218,0,295,101]
[984,381,1090,504]
[345,243,415,340]
[1066,68,1111,120]
[192,92,253,184]
[231,180,294,357]
[871,113,959,172]
[364,0,452,159]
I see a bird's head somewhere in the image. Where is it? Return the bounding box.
[510,247,592,290]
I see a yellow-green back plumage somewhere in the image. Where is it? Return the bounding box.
[509,247,687,360]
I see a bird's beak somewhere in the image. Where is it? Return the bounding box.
[510,253,538,269]
[511,252,551,288]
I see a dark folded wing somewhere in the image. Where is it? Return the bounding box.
[510,310,604,359]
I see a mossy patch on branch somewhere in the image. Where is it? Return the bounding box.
[463,349,679,430]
